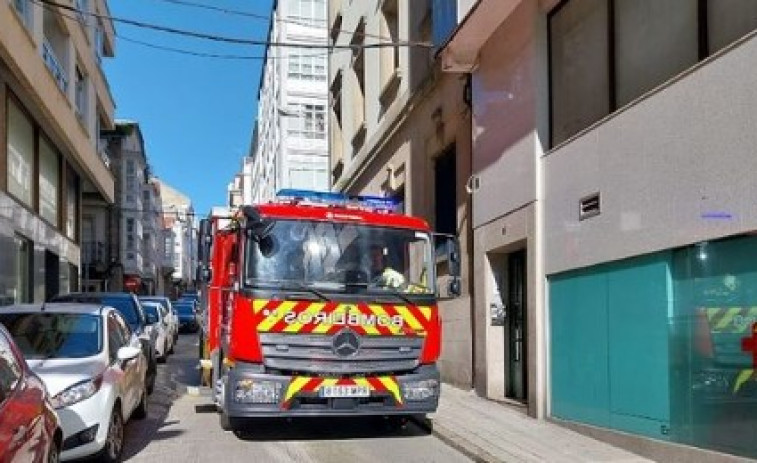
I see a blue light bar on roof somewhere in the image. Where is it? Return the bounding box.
[275,189,401,212]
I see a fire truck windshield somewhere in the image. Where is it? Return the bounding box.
[244,219,435,295]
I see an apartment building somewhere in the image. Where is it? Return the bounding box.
[249,0,329,203]
[159,181,196,296]
[440,0,757,460]
[94,121,164,294]
[0,0,116,303]
[328,0,476,388]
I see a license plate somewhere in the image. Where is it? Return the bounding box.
[319,385,370,398]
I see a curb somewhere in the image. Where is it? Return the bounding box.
[411,416,502,463]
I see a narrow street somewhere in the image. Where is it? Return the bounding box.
[120,333,472,463]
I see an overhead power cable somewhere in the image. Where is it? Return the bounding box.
[150,0,395,42]
[35,0,433,50]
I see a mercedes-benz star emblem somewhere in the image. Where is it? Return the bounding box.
[332,329,361,358]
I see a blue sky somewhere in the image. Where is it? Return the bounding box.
[104,0,274,217]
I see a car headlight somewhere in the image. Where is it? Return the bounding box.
[52,375,103,409]
[403,379,439,401]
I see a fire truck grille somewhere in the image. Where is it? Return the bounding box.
[259,333,423,375]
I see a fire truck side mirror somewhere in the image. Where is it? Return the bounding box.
[196,265,212,283]
[198,219,212,264]
[243,206,275,240]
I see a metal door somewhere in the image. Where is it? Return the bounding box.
[506,249,527,402]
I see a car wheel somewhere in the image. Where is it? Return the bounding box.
[133,386,148,420]
[47,436,61,463]
[98,407,124,463]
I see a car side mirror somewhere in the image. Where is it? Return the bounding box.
[117,346,141,362]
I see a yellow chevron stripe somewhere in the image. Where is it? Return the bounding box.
[320,378,339,388]
[715,307,742,331]
[284,377,312,403]
[258,300,297,332]
[353,377,371,389]
[282,302,326,333]
[393,305,424,333]
[418,306,432,320]
[312,304,347,334]
[364,305,392,335]
[733,369,754,394]
[252,299,267,313]
[706,307,722,322]
[378,376,403,405]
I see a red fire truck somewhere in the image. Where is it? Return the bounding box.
[196,190,460,430]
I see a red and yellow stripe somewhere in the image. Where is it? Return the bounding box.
[282,376,403,409]
[703,307,757,333]
[250,299,433,336]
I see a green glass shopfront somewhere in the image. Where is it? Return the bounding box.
[550,234,757,458]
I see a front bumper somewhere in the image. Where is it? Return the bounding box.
[58,389,114,461]
[224,363,440,418]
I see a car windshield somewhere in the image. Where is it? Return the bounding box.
[176,305,194,315]
[52,295,141,330]
[244,220,435,295]
[0,313,102,359]
[143,304,160,322]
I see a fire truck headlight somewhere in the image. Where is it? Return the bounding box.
[403,379,439,401]
[234,379,282,404]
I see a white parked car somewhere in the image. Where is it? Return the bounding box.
[139,296,178,346]
[140,301,171,362]
[0,303,148,462]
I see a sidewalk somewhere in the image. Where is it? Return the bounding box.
[423,385,652,463]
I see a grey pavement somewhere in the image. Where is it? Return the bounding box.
[425,385,652,463]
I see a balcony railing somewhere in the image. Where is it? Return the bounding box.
[42,40,68,93]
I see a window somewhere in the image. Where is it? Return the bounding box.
[65,167,79,240]
[379,0,401,99]
[287,104,326,139]
[39,136,59,227]
[708,0,757,54]
[15,234,33,304]
[351,20,366,152]
[550,0,609,146]
[126,160,135,175]
[74,0,88,24]
[12,0,32,29]
[288,54,327,81]
[75,65,88,121]
[288,0,326,26]
[6,98,34,207]
[550,0,757,146]
[94,21,104,63]
[107,313,127,363]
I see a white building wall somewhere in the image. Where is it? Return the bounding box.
[248,0,330,203]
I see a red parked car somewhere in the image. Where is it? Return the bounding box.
[0,323,61,463]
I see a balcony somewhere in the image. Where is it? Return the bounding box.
[42,39,68,93]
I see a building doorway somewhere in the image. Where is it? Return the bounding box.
[506,249,527,402]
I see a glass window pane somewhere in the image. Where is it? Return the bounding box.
[39,136,59,226]
[614,0,698,107]
[708,0,757,54]
[6,99,34,206]
[66,169,78,240]
[549,0,610,146]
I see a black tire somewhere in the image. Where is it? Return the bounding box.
[219,408,233,431]
[146,350,157,395]
[97,407,124,463]
[47,435,61,463]
[133,386,148,420]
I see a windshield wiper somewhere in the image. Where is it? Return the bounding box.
[279,282,329,301]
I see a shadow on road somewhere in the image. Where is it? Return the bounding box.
[122,333,200,460]
[232,415,433,442]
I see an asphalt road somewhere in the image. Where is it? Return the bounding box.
[119,333,471,463]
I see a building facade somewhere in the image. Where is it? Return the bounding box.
[1,0,116,303]
[329,0,476,388]
[94,121,165,295]
[159,182,196,297]
[440,0,757,460]
[249,0,330,203]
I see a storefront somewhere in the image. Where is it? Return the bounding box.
[550,234,757,459]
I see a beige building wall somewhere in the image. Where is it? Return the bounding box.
[329,0,475,388]
[1,0,116,202]
[441,0,553,418]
